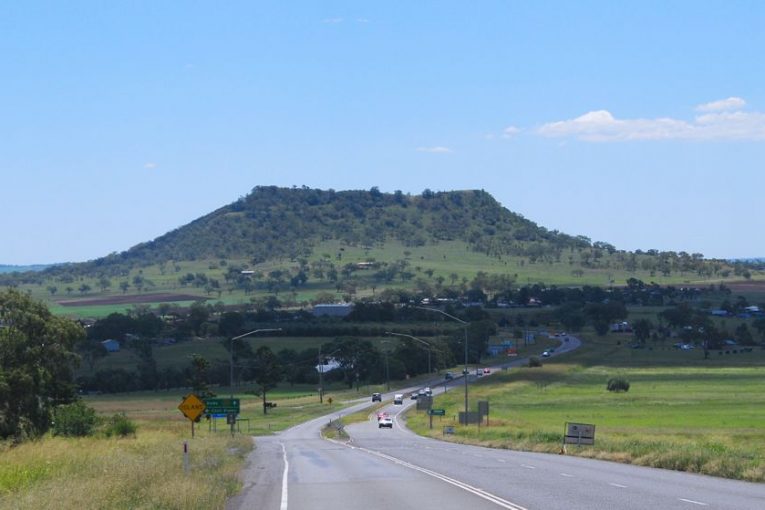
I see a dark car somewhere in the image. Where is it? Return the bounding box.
[371,392,382,402]
[444,372,454,380]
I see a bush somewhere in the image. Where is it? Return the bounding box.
[607,377,630,392]
[53,401,98,437]
[528,356,542,368]
[102,413,137,438]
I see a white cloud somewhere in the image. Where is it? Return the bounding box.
[144,162,157,169]
[696,97,746,112]
[416,146,452,153]
[322,17,343,24]
[356,18,369,23]
[537,99,765,142]
[501,126,521,138]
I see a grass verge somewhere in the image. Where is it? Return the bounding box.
[406,334,765,482]
[0,386,362,508]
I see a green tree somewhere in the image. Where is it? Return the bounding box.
[633,318,653,344]
[97,276,112,293]
[187,354,211,396]
[0,289,84,441]
[248,346,282,414]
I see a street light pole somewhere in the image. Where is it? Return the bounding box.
[415,307,469,418]
[318,347,341,403]
[229,328,282,398]
[385,331,432,375]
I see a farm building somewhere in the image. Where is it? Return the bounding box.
[312,303,354,317]
[101,339,120,353]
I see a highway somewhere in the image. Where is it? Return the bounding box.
[228,337,765,510]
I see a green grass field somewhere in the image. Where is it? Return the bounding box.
[406,332,765,481]
[17,240,763,319]
[0,386,363,509]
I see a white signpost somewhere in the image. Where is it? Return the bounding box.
[564,422,595,446]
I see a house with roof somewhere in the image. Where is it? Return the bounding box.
[101,339,120,353]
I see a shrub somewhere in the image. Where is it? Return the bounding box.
[607,377,630,392]
[102,413,137,438]
[52,401,98,437]
[528,356,542,368]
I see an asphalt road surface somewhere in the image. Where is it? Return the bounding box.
[228,337,765,510]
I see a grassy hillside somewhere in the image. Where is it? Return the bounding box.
[3,187,759,318]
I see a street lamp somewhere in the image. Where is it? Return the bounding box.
[384,340,392,391]
[385,332,432,376]
[318,346,341,403]
[229,328,282,398]
[415,307,469,417]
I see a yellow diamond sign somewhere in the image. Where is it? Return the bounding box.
[178,394,206,422]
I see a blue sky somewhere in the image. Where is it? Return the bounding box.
[2,1,764,265]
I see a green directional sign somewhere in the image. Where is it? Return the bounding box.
[428,408,446,416]
[204,398,240,414]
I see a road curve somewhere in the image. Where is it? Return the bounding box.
[229,337,765,510]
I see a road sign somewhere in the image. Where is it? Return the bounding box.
[204,398,240,415]
[564,422,595,445]
[178,394,206,422]
[428,408,446,416]
[459,411,482,425]
[416,396,433,411]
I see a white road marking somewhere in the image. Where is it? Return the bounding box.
[520,464,536,470]
[280,442,289,510]
[345,443,529,510]
[560,473,574,477]
[609,483,628,488]
[496,459,507,463]
[679,498,708,506]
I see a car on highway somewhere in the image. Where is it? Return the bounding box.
[371,392,382,402]
[483,368,491,375]
[410,392,418,400]
[444,372,454,380]
[542,350,551,357]
[378,417,393,429]
[393,394,404,405]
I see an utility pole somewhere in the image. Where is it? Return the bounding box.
[415,307,469,418]
[229,328,282,398]
[318,344,324,403]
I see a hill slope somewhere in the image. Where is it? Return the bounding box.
[49,187,591,274]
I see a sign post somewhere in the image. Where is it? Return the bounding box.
[178,394,206,437]
[428,408,445,429]
[204,398,240,436]
[478,400,489,426]
[564,422,596,446]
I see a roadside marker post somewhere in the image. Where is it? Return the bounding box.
[183,441,190,474]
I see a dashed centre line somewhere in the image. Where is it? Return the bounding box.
[520,464,536,470]
[560,473,574,478]
[609,483,628,488]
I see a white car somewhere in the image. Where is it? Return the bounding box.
[393,394,404,405]
[542,350,551,357]
[378,417,393,428]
